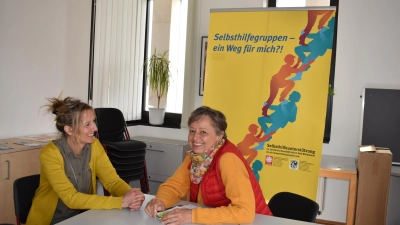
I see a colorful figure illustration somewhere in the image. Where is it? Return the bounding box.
[299,10,334,46]
[251,160,263,182]
[262,55,313,117]
[255,91,301,150]
[237,124,275,164]
[291,17,336,81]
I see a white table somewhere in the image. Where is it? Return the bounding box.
[57,194,319,225]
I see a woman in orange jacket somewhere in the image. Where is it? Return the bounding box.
[145,106,272,225]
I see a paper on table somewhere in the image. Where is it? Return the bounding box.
[156,204,198,218]
[359,145,376,152]
[0,146,13,150]
[36,139,54,143]
[19,134,57,141]
[13,142,41,147]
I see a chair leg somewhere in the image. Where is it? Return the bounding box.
[140,161,150,194]
[140,177,149,194]
[16,216,21,225]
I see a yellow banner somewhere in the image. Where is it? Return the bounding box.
[203,8,336,201]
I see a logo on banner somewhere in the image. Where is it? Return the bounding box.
[289,159,299,170]
[265,155,273,166]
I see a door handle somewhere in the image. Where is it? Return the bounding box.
[5,160,10,180]
[146,149,165,153]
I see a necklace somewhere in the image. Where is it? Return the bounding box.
[65,156,79,189]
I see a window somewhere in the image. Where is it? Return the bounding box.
[273,0,331,7]
[89,0,147,121]
[277,0,307,7]
[145,0,187,114]
[88,0,189,128]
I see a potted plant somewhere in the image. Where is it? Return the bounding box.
[143,49,171,125]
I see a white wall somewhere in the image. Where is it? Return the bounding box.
[0,0,91,138]
[324,0,400,159]
[2,0,400,223]
[64,0,93,100]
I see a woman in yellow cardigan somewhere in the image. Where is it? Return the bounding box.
[26,96,145,225]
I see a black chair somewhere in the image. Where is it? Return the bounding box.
[13,174,40,225]
[268,191,319,223]
[94,108,149,195]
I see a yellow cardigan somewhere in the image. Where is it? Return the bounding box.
[26,138,132,225]
[156,153,255,224]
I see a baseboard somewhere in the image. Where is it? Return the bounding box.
[315,218,345,225]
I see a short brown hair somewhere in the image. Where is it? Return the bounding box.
[187,106,227,139]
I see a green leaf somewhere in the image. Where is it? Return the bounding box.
[328,84,335,96]
[143,49,172,108]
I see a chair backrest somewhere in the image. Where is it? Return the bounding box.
[13,174,40,225]
[94,107,149,194]
[94,108,128,142]
[268,191,319,223]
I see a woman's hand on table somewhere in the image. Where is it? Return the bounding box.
[145,198,166,217]
[122,188,145,211]
[161,208,192,225]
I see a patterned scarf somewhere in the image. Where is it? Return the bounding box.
[190,139,225,184]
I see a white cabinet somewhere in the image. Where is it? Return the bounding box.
[132,136,190,195]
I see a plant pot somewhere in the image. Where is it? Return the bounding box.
[149,108,165,125]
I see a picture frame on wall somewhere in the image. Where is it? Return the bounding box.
[199,36,208,96]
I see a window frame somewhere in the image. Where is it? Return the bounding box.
[88,0,182,129]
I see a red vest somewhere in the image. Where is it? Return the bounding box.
[189,140,272,216]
